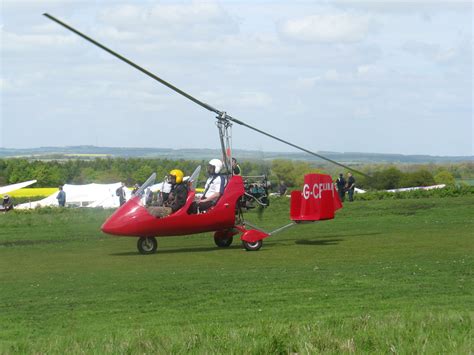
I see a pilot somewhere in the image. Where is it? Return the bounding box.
[197,159,226,212]
[147,169,188,218]
[131,184,140,195]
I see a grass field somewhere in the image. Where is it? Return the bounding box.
[0,196,472,353]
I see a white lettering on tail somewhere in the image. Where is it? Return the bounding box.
[302,182,333,200]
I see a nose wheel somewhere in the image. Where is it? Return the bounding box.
[137,237,157,254]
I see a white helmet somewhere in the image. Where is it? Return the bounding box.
[208,159,223,174]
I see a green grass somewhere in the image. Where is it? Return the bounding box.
[0,197,472,353]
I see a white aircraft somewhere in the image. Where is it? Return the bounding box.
[0,180,37,195]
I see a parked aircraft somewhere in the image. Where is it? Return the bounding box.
[0,180,37,196]
[0,180,37,212]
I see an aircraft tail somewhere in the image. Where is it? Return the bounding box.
[290,174,342,222]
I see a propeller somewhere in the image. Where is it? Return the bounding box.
[43,13,369,178]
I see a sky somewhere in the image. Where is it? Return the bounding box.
[1,0,472,156]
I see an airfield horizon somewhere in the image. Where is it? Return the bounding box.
[1,146,472,163]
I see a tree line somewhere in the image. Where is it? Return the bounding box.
[0,158,471,190]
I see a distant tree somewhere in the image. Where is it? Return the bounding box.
[79,167,100,184]
[400,170,435,187]
[31,163,62,186]
[271,160,296,186]
[132,165,154,185]
[292,161,320,187]
[269,159,320,187]
[5,159,32,184]
[367,167,404,190]
[0,160,6,185]
[434,171,456,186]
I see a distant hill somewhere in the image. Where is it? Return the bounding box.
[0,146,471,164]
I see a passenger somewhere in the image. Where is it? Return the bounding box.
[147,169,188,218]
[198,159,226,212]
[232,157,241,176]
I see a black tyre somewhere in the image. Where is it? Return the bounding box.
[242,240,263,251]
[214,231,233,248]
[137,237,157,254]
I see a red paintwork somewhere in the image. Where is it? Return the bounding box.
[101,176,245,237]
[290,174,342,221]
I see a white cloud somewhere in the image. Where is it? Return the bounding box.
[293,77,319,90]
[0,28,77,52]
[0,73,46,93]
[2,0,75,10]
[293,66,379,89]
[95,26,138,41]
[278,13,372,43]
[356,64,386,78]
[99,4,144,25]
[98,2,239,40]
[334,0,472,13]
[235,91,273,108]
[199,90,272,110]
[402,39,472,67]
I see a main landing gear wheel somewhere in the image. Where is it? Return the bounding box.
[137,237,157,255]
[242,240,263,251]
[214,231,234,248]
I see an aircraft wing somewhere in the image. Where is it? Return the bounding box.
[0,180,37,195]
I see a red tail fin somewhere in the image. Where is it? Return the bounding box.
[290,174,342,221]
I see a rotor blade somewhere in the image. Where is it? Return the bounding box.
[43,13,221,115]
[44,13,369,178]
[226,114,369,177]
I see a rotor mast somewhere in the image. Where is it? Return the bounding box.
[216,112,233,174]
[44,13,369,178]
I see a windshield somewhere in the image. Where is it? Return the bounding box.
[188,165,201,191]
[135,173,156,197]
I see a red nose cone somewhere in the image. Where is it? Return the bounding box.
[101,197,149,236]
[101,212,123,235]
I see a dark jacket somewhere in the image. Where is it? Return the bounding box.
[57,190,66,206]
[336,177,346,190]
[164,183,188,212]
[347,176,356,190]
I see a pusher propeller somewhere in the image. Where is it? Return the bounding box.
[44,13,369,178]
